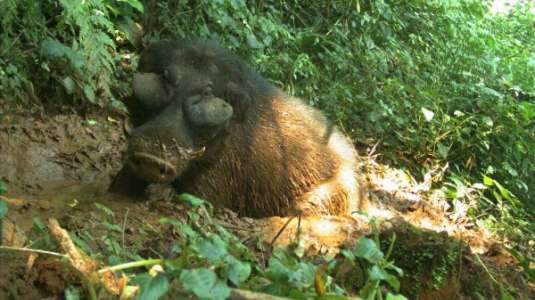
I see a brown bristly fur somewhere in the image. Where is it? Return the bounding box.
[179,93,367,218]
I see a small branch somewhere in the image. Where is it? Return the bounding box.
[0,195,26,206]
[230,288,291,300]
[47,218,99,281]
[295,213,302,246]
[98,258,163,274]
[0,245,67,258]
[270,216,295,247]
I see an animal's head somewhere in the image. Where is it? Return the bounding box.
[127,39,258,183]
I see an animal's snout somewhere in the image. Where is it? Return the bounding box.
[128,151,178,183]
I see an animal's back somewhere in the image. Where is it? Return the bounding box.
[178,92,365,217]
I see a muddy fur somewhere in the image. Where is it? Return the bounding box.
[126,39,367,218]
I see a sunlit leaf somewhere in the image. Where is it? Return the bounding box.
[118,0,144,13]
[178,193,205,207]
[60,76,76,95]
[421,107,434,122]
[197,235,227,263]
[137,274,169,300]
[222,256,251,285]
[64,286,81,300]
[386,293,408,300]
[519,102,535,121]
[353,237,384,264]
[180,268,230,300]
[483,176,494,186]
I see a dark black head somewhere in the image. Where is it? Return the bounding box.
[127,38,268,183]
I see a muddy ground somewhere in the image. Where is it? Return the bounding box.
[0,103,533,299]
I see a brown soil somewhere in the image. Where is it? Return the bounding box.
[0,104,533,299]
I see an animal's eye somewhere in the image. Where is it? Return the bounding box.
[162,66,183,86]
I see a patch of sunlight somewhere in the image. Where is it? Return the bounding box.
[491,0,534,14]
[367,206,394,219]
[311,218,337,236]
[377,177,400,193]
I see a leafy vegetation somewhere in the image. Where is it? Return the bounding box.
[1,0,533,243]
[27,196,407,299]
[1,0,534,298]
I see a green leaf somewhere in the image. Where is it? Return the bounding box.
[0,200,7,220]
[118,0,144,13]
[197,235,228,263]
[180,268,230,300]
[479,86,503,99]
[481,116,493,127]
[353,237,384,264]
[40,39,67,59]
[385,262,404,276]
[500,286,515,300]
[32,217,52,248]
[0,181,7,195]
[267,254,291,282]
[369,265,400,291]
[94,203,114,217]
[386,293,408,300]
[64,286,81,300]
[221,256,251,285]
[421,107,434,122]
[246,33,262,49]
[482,176,494,186]
[519,102,535,121]
[83,85,96,103]
[437,143,449,158]
[289,262,315,288]
[61,76,76,95]
[178,193,205,207]
[33,216,47,231]
[137,274,169,300]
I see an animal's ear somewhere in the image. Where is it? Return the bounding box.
[224,81,252,122]
[132,72,170,108]
[183,94,234,127]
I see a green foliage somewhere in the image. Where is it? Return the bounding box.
[506,248,535,283]
[179,268,230,300]
[340,228,406,300]
[2,0,533,247]
[0,182,7,195]
[63,198,402,299]
[0,0,140,107]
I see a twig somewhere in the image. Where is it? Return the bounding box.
[220,224,259,232]
[229,288,290,300]
[296,213,302,246]
[98,258,163,274]
[0,245,67,258]
[270,216,295,247]
[0,195,26,206]
[474,254,498,284]
[47,218,100,300]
